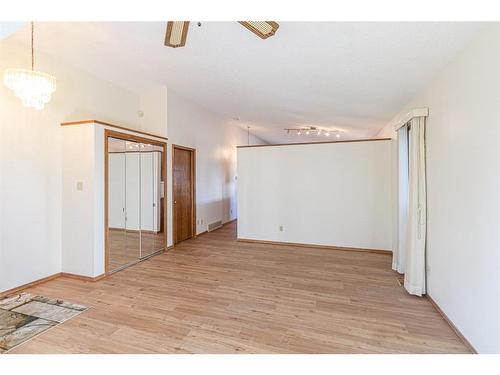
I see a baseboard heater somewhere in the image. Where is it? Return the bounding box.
[208,220,223,232]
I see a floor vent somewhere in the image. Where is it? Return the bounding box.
[208,220,223,232]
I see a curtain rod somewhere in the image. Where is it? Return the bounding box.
[394,108,429,131]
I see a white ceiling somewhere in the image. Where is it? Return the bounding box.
[0,22,26,40]
[7,22,485,143]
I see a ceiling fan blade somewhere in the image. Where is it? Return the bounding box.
[164,21,190,48]
[238,21,279,39]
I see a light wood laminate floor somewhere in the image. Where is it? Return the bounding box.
[8,222,470,353]
[108,229,165,271]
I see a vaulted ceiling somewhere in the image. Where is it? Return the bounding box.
[6,22,485,143]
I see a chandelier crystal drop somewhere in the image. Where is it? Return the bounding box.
[4,68,56,110]
[3,22,56,110]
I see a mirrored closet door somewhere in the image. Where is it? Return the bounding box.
[140,143,165,258]
[106,131,166,274]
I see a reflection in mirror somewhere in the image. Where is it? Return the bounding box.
[140,144,164,257]
[153,144,165,253]
[108,138,141,271]
[107,136,165,273]
[125,140,141,264]
[107,137,128,271]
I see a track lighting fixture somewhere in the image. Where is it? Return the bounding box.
[284,126,342,139]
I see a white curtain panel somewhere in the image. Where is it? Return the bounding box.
[393,126,409,273]
[404,116,427,296]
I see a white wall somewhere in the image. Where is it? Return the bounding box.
[0,38,141,290]
[139,86,168,138]
[61,125,96,277]
[377,25,500,353]
[0,22,26,40]
[166,89,265,246]
[237,140,393,250]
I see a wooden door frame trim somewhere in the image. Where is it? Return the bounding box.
[237,138,391,148]
[104,129,168,274]
[61,120,168,141]
[172,144,197,245]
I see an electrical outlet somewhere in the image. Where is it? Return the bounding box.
[76,181,83,191]
[230,209,233,215]
[279,225,283,232]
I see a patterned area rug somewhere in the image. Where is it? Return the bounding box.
[0,292,88,353]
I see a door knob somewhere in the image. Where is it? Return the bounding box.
[174,200,177,204]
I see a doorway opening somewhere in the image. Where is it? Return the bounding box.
[172,144,196,244]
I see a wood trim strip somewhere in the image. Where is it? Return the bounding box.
[109,228,162,234]
[238,21,279,39]
[164,21,190,48]
[0,273,62,298]
[426,294,477,354]
[172,144,196,152]
[0,272,107,298]
[108,151,163,154]
[104,130,110,273]
[237,238,392,255]
[105,129,167,147]
[60,273,107,282]
[237,138,392,148]
[61,120,168,141]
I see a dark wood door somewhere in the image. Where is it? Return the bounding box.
[173,146,195,244]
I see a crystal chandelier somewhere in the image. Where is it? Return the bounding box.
[3,22,56,110]
[285,126,342,138]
